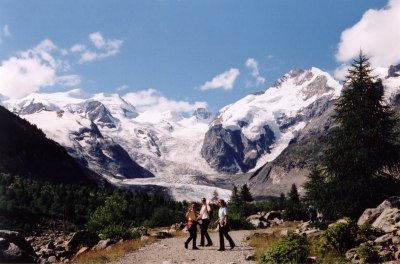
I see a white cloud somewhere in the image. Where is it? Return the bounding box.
[123,88,207,113]
[3,25,11,37]
[116,84,129,92]
[0,39,81,99]
[336,0,400,67]
[73,32,124,63]
[89,32,106,49]
[56,75,81,86]
[200,68,240,91]
[245,58,266,87]
[333,63,350,81]
[71,44,86,53]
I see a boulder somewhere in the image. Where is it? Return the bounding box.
[0,230,37,263]
[65,230,100,252]
[93,239,115,250]
[372,208,400,233]
[246,214,268,228]
[265,211,282,220]
[358,196,400,226]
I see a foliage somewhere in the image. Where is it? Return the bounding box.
[0,173,186,235]
[283,184,307,221]
[357,243,380,263]
[320,219,357,254]
[240,184,253,202]
[304,53,400,219]
[259,232,309,264]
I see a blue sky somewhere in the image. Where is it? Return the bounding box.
[0,0,398,113]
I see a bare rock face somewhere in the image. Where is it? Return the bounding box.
[201,124,275,173]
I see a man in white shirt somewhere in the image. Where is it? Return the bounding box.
[198,197,213,246]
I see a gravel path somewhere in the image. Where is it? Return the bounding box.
[110,230,256,264]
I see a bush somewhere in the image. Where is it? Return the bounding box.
[321,219,357,254]
[260,232,309,264]
[357,222,384,242]
[357,243,380,263]
[100,225,132,240]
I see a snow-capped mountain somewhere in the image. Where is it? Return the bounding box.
[2,65,400,201]
[202,67,342,173]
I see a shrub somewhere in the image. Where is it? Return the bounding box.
[321,219,357,254]
[357,222,384,242]
[357,243,380,263]
[100,225,132,240]
[260,232,309,264]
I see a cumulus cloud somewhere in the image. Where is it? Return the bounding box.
[123,88,207,113]
[200,68,240,91]
[245,58,265,87]
[71,32,123,63]
[0,39,81,99]
[336,0,400,69]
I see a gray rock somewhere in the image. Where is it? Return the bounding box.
[0,230,37,263]
[93,239,115,250]
[201,124,275,173]
[372,208,400,233]
[65,231,100,253]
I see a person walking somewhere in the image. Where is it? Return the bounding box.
[216,199,235,251]
[184,203,199,250]
[198,197,213,247]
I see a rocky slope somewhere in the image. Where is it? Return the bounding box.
[0,105,96,185]
[202,67,342,174]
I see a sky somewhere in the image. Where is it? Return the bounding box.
[0,0,399,114]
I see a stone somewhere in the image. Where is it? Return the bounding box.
[0,230,37,263]
[373,208,400,233]
[73,246,89,260]
[65,230,100,253]
[47,255,57,263]
[93,239,115,250]
[375,234,394,244]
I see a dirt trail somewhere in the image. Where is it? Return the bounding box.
[110,230,256,264]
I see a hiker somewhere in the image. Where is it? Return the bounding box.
[317,210,323,222]
[307,205,318,223]
[184,203,199,250]
[197,197,213,247]
[216,199,235,251]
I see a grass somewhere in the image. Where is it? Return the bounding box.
[73,226,184,264]
[73,236,157,264]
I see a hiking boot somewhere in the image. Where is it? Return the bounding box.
[230,244,235,250]
[205,243,213,247]
[184,242,188,249]
[192,246,200,250]
[217,248,225,251]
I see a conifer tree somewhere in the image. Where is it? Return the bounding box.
[240,184,253,203]
[211,189,219,204]
[229,185,241,207]
[288,184,300,205]
[304,53,400,219]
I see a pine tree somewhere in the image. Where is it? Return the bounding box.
[325,53,400,180]
[229,185,241,207]
[211,189,219,204]
[305,53,400,219]
[288,184,300,205]
[240,184,253,203]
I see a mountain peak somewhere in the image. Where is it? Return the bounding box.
[192,108,212,120]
